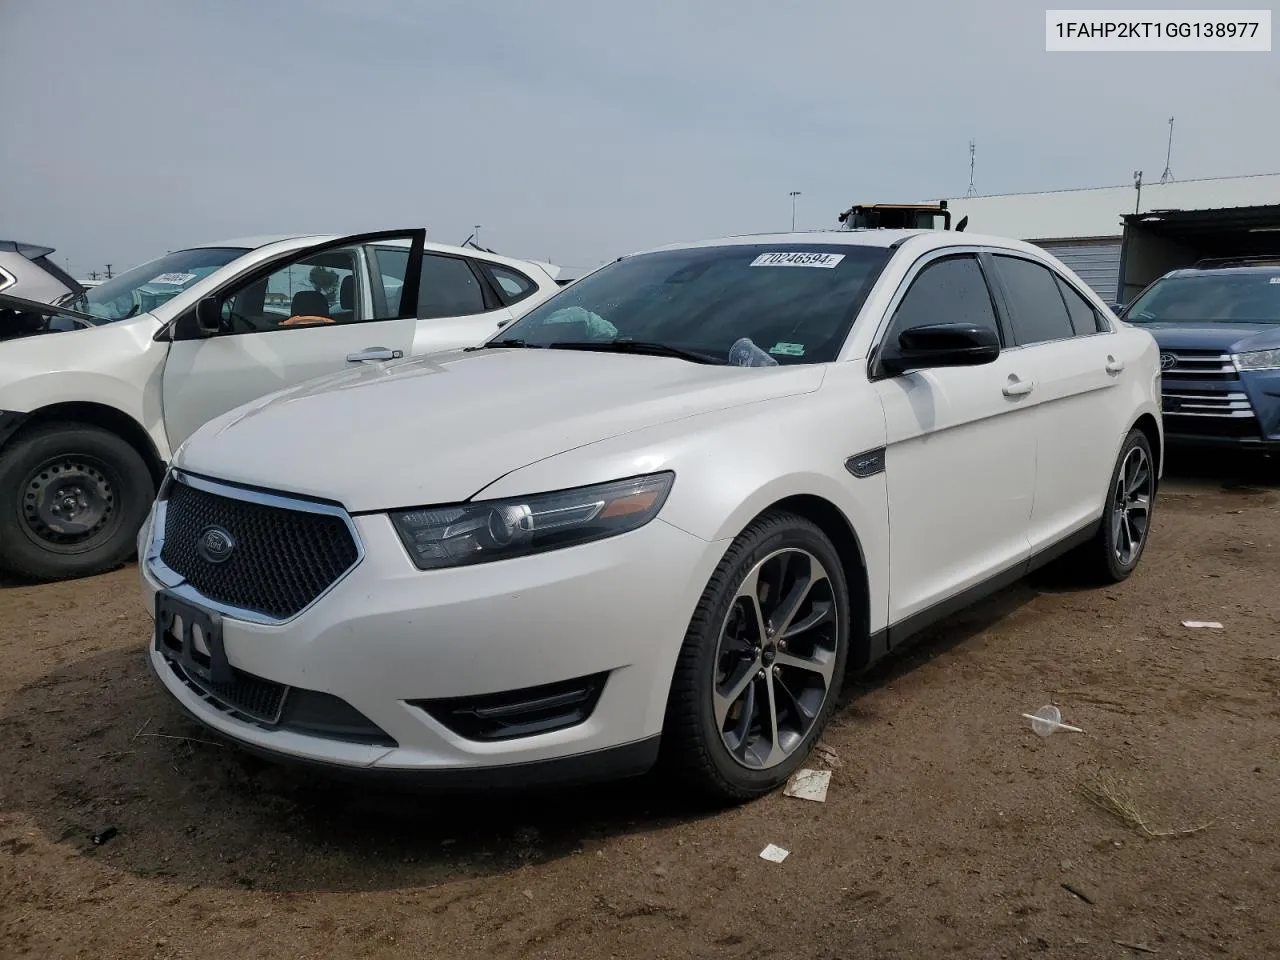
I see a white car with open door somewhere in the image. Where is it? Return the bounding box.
[139,229,1162,801]
[0,230,561,582]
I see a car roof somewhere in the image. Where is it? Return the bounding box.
[1168,264,1280,278]
[187,234,332,250]
[179,234,557,277]
[0,240,57,258]
[630,229,1048,258]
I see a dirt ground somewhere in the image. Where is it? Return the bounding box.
[2,454,1278,960]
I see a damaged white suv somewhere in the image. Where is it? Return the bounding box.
[140,230,1162,801]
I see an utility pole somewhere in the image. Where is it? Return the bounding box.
[1159,116,1175,184]
[105,264,114,279]
[789,191,801,232]
[1133,170,1143,214]
[966,139,977,198]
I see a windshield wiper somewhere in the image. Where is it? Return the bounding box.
[468,337,543,351]
[547,340,725,364]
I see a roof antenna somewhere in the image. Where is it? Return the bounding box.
[965,139,977,198]
[1159,117,1175,184]
[955,215,969,233]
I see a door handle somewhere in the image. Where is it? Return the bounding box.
[1105,355,1124,375]
[346,347,404,363]
[1002,376,1035,398]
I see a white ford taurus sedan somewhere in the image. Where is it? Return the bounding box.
[139,229,1162,801]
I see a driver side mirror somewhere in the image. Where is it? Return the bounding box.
[194,297,223,336]
[168,297,224,341]
[879,322,1000,376]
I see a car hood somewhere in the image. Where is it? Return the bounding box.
[1137,321,1280,353]
[177,348,827,511]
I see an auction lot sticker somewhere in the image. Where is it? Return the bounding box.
[1046,10,1271,51]
[750,252,845,268]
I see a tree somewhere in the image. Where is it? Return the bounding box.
[309,266,340,304]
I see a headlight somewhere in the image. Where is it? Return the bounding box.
[389,472,674,570]
[1233,348,1280,372]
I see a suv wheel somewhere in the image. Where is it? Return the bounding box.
[663,511,849,802]
[0,423,154,582]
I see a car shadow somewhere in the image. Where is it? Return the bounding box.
[0,642,727,895]
[2,588,1048,896]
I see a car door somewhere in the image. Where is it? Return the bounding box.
[870,251,1037,627]
[985,252,1128,551]
[161,229,424,448]
[372,249,518,356]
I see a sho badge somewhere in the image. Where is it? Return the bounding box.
[196,526,236,564]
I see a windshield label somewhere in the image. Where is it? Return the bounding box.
[1270,277,1280,284]
[769,342,806,356]
[750,252,845,268]
[149,272,198,285]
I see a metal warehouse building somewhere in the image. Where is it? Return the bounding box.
[940,172,1280,302]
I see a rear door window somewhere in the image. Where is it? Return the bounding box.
[1054,275,1107,335]
[419,254,487,319]
[991,255,1075,345]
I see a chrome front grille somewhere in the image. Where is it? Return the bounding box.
[151,472,362,622]
[1162,390,1256,419]
[1159,349,1237,382]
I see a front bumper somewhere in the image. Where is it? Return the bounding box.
[140,503,723,781]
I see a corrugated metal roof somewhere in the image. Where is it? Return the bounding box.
[938,172,1280,241]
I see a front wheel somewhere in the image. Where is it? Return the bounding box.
[662,511,849,803]
[1073,428,1156,584]
[0,422,155,582]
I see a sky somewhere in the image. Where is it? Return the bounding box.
[2,0,1277,277]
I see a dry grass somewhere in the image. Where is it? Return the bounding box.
[1079,770,1215,839]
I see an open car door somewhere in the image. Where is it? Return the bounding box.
[160,229,425,449]
[0,292,100,343]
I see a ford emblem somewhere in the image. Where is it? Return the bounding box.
[1160,353,1177,371]
[196,526,236,564]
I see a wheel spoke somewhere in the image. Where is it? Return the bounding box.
[772,669,818,724]
[1126,456,1150,497]
[775,648,836,686]
[1127,493,1150,519]
[768,554,825,638]
[781,600,835,640]
[1111,501,1126,547]
[714,657,761,729]
[733,566,769,647]
[727,679,759,760]
[1119,514,1134,561]
[761,670,785,767]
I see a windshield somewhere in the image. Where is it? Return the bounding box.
[495,243,891,365]
[65,247,248,322]
[1125,271,1280,325]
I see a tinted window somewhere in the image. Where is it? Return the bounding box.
[889,255,1000,339]
[993,255,1074,345]
[484,263,537,305]
[499,244,891,365]
[419,254,486,319]
[1124,270,1280,325]
[1055,275,1105,335]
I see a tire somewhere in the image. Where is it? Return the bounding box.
[0,422,155,582]
[662,510,850,803]
[1072,428,1156,584]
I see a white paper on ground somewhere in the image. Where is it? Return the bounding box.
[759,844,790,863]
[784,768,832,802]
[1181,620,1224,629]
